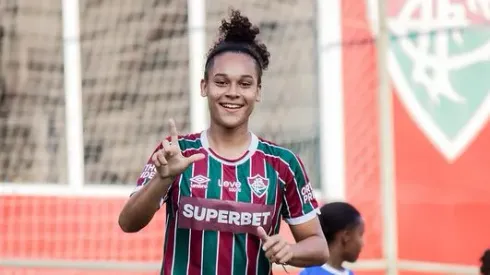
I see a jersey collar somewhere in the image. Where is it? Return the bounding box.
[200,130,258,166]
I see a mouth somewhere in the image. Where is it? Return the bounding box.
[219,103,244,110]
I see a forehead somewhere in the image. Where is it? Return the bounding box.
[210,52,257,77]
[354,218,365,233]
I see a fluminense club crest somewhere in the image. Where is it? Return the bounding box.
[247,175,269,198]
[369,0,490,161]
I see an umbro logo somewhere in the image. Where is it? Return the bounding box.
[189,175,210,189]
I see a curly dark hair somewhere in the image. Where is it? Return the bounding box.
[204,9,270,84]
[481,249,490,275]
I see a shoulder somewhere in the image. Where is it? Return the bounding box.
[154,132,203,152]
[256,136,300,164]
[175,133,202,150]
[256,136,308,180]
[148,133,203,157]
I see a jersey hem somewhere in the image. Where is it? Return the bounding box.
[284,208,319,225]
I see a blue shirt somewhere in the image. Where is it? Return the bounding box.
[300,264,354,275]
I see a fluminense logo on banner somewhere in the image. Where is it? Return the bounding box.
[370,0,490,161]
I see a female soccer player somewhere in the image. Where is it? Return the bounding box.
[118,9,329,275]
[299,202,364,275]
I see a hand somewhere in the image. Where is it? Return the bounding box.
[151,118,205,178]
[257,226,294,265]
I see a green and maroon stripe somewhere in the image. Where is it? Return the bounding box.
[246,152,268,275]
[187,151,208,275]
[201,156,222,275]
[233,159,251,275]
[217,163,238,275]
[171,164,193,275]
[161,174,183,275]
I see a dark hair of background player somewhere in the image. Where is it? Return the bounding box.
[319,202,361,243]
[204,9,270,85]
[318,201,364,263]
[481,249,490,275]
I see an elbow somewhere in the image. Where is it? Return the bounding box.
[320,246,330,263]
[315,236,329,264]
[118,213,142,233]
[310,237,329,265]
[307,243,329,266]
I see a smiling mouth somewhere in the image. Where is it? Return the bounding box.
[219,103,244,110]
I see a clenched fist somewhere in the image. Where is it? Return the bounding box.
[151,119,205,178]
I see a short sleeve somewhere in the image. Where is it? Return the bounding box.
[281,154,319,225]
[131,142,171,207]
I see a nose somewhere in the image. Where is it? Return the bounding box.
[225,83,240,98]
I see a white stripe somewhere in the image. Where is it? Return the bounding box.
[316,0,346,201]
[284,208,319,225]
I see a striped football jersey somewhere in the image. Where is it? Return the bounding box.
[132,132,319,275]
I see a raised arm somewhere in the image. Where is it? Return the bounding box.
[118,119,204,233]
[118,165,174,233]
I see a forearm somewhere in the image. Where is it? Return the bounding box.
[118,176,173,232]
[288,235,329,267]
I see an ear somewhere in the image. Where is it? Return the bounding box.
[200,79,207,97]
[256,85,262,102]
[340,230,352,245]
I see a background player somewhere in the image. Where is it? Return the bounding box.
[481,249,490,275]
[300,202,364,275]
[118,9,329,275]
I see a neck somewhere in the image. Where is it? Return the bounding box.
[326,245,344,270]
[207,122,251,158]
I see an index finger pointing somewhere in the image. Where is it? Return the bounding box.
[168,118,179,145]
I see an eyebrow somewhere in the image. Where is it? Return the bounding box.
[213,73,254,79]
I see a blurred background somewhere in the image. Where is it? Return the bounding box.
[0,0,489,274]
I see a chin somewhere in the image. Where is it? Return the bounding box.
[217,117,247,130]
[347,255,360,263]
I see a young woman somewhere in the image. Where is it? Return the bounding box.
[300,202,365,275]
[118,9,329,275]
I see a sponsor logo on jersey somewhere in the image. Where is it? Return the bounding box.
[218,179,242,192]
[139,164,156,179]
[189,175,210,189]
[177,196,274,234]
[301,182,314,204]
[375,0,490,161]
[247,175,269,197]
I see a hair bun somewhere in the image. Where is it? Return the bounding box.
[219,9,259,44]
[206,9,270,73]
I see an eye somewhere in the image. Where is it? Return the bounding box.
[214,80,227,86]
[240,82,252,88]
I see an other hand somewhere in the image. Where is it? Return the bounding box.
[257,226,294,265]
